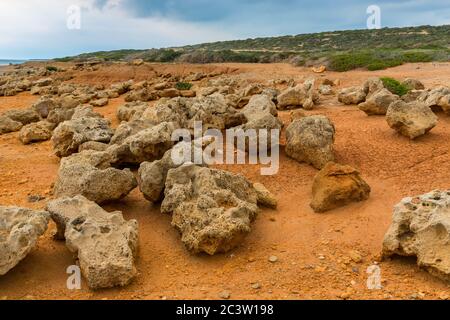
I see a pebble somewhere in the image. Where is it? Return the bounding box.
[268,256,278,263]
[219,291,231,300]
[251,283,261,290]
[348,250,363,263]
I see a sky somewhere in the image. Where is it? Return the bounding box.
[0,0,449,59]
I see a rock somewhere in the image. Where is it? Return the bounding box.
[2,108,41,125]
[0,207,49,275]
[418,86,450,114]
[159,88,181,98]
[319,85,334,95]
[268,255,278,263]
[402,78,425,90]
[54,150,137,204]
[90,98,108,107]
[57,95,80,109]
[71,105,103,120]
[219,291,231,300]
[338,87,367,105]
[47,108,76,125]
[277,83,317,110]
[285,116,335,170]
[78,141,109,152]
[35,78,53,87]
[402,90,424,103]
[310,162,371,213]
[52,117,113,157]
[161,164,258,255]
[0,115,23,134]
[32,97,58,118]
[382,190,450,281]
[46,195,138,289]
[253,183,278,209]
[19,120,55,144]
[116,102,148,122]
[358,88,400,115]
[386,100,437,139]
[110,119,155,146]
[131,59,144,66]
[241,94,278,121]
[363,77,385,98]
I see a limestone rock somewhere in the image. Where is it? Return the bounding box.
[338,87,366,105]
[358,88,400,115]
[310,162,371,213]
[47,195,138,289]
[54,150,137,204]
[386,100,437,139]
[0,115,23,134]
[0,207,49,275]
[277,83,317,110]
[161,164,258,255]
[285,116,335,169]
[2,108,41,125]
[382,190,450,281]
[402,78,425,91]
[19,120,55,144]
[116,102,148,122]
[253,183,278,209]
[52,117,113,157]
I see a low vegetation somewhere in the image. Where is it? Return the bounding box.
[54,25,450,72]
[380,77,410,96]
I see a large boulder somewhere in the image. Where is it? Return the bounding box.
[386,100,437,139]
[363,77,385,98]
[116,102,148,122]
[32,97,58,118]
[0,115,23,134]
[382,190,450,281]
[19,120,55,144]
[54,150,137,204]
[47,196,138,289]
[0,207,49,275]
[52,117,113,157]
[310,162,371,213]
[338,87,366,105]
[161,164,259,255]
[417,86,450,114]
[358,88,400,115]
[285,116,335,169]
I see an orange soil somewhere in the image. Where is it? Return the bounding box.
[0,62,449,300]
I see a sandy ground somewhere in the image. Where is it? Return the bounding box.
[0,62,449,300]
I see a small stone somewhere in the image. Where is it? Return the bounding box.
[27,194,45,203]
[268,256,278,263]
[251,283,261,290]
[219,291,231,300]
[348,250,363,263]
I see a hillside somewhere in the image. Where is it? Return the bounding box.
[55,24,450,71]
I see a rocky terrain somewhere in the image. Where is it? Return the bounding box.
[0,60,449,300]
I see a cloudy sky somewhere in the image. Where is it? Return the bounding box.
[0,0,449,59]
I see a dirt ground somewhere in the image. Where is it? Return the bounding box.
[0,62,449,300]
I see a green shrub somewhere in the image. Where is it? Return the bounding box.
[175,82,193,90]
[46,66,58,72]
[380,77,410,96]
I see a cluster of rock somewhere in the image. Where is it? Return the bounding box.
[339,77,446,140]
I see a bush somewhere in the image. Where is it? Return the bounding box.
[46,66,58,72]
[175,82,193,91]
[380,77,410,96]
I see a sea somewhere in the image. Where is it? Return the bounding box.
[0,59,27,66]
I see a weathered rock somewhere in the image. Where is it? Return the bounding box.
[0,115,23,134]
[161,164,258,255]
[358,88,400,115]
[386,100,437,139]
[285,116,335,169]
[338,87,367,105]
[382,190,450,281]
[54,150,137,204]
[107,121,175,166]
[124,88,158,102]
[78,141,109,152]
[57,95,80,109]
[116,102,148,122]
[32,97,58,118]
[277,83,317,110]
[253,183,278,209]
[310,162,371,213]
[402,78,425,91]
[0,207,49,275]
[241,94,278,121]
[35,78,53,87]
[46,195,138,289]
[319,85,334,95]
[90,98,108,107]
[19,120,55,144]
[52,117,113,157]
[363,77,385,98]
[2,108,40,125]
[418,86,450,114]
